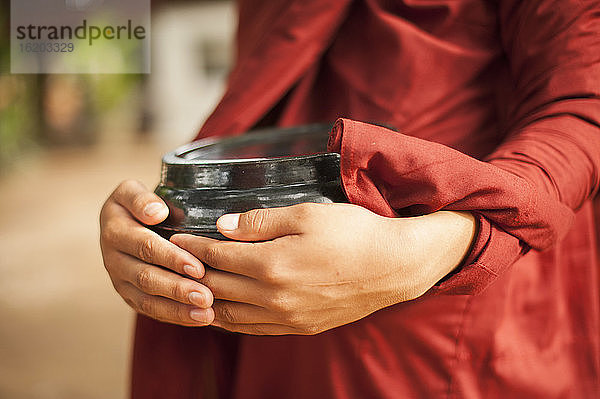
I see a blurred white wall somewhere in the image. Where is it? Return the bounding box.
[150,1,236,148]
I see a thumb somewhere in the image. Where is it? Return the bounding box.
[112,179,169,225]
[216,207,301,241]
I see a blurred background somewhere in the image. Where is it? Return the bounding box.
[0,1,235,397]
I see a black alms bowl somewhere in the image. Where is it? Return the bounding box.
[151,124,347,239]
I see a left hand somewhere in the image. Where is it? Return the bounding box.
[170,203,476,335]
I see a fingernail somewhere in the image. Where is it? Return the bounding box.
[190,308,211,322]
[144,202,165,217]
[189,292,207,307]
[183,264,202,279]
[217,213,240,231]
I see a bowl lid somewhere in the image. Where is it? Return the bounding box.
[160,124,340,190]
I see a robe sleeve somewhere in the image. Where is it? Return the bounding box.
[327,0,600,295]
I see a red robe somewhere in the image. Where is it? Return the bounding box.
[132,1,600,397]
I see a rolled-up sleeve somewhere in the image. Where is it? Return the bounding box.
[327,0,600,295]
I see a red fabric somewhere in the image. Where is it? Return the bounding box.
[132,0,600,397]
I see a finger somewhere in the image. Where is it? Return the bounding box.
[112,251,213,308]
[202,269,264,306]
[216,204,309,241]
[211,320,297,335]
[170,234,267,279]
[102,203,205,279]
[212,300,281,324]
[111,179,169,225]
[119,282,215,327]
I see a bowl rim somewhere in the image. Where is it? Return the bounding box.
[162,123,337,166]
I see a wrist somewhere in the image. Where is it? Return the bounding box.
[386,211,478,299]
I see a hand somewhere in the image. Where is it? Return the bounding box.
[170,203,476,335]
[99,180,215,326]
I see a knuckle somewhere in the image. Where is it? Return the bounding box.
[261,261,289,285]
[131,192,149,212]
[119,179,139,192]
[293,203,313,219]
[100,219,119,244]
[100,252,116,274]
[246,209,268,234]
[218,304,236,323]
[170,282,188,302]
[267,291,293,313]
[138,296,155,316]
[177,304,192,322]
[203,244,222,267]
[136,268,154,292]
[114,180,134,199]
[137,237,156,263]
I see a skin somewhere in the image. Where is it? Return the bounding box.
[99,180,215,326]
[100,180,476,334]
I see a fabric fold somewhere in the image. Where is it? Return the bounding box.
[195,0,353,139]
[327,114,599,295]
[327,118,576,251]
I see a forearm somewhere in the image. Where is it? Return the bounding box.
[326,111,598,296]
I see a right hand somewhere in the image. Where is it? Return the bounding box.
[99,179,215,326]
